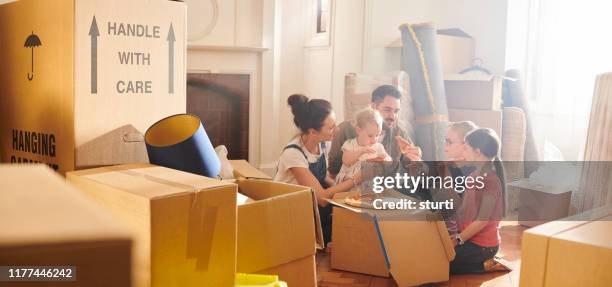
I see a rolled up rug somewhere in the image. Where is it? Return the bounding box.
[145,114,220,178]
[399,22,449,161]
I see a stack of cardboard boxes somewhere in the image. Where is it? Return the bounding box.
[445,73,504,138]
[390,28,504,138]
[0,1,323,286]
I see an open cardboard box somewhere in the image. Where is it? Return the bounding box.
[230,160,323,287]
[328,191,456,286]
[520,204,612,287]
[0,165,132,287]
[67,164,237,287]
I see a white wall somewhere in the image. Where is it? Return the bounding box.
[278,0,367,149]
[363,0,436,74]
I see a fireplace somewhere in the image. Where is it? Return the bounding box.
[187,73,250,160]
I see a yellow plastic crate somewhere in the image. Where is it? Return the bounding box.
[235,273,288,287]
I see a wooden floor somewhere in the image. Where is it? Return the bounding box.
[316,221,526,287]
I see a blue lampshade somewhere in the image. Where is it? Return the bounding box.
[145,114,221,178]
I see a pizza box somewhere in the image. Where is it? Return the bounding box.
[328,190,456,286]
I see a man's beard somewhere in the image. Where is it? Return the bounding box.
[383,119,396,130]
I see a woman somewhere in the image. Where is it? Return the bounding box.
[450,128,508,274]
[274,94,361,244]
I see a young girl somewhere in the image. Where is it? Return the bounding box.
[451,128,508,274]
[335,108,391,185]
[436,121,478,235]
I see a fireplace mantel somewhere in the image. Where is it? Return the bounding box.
[188,45,269,53]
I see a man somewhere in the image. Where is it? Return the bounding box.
[328,85,422,177]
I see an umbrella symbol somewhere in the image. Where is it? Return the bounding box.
[24,31,42,81]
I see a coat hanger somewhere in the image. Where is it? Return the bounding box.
[459,58,492,75]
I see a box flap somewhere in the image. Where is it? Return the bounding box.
[509,179,573,194]
[68,164,235,199]
[438,28,472,38]
[236,178,324,249]
[386,28,471,48]
[445,73,515,82]
[375,216,454,286]
[0,165,131,245]
[236,179,323,272]
[75,124,149,169]
[230,160,272,180]
[445,73,495,82]
[551,215,612,249]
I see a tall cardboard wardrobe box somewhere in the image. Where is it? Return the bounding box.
[0,165,132,287]
[67,164,237,287]
[230,160,323,287]
[520,204,612,287]
[0,0,186,174]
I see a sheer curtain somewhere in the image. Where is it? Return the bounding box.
[505,0,612,160]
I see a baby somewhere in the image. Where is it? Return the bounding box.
[335,108,391,185]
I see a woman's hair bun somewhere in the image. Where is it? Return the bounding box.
[287,94,309,109]
[286,94,332,134]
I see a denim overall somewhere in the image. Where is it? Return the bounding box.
[284,142,333,244]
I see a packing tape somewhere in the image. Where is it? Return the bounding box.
[110,169,220,271]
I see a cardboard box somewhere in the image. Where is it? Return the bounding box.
[257,255,316,287]
[66,164,236,287]
[509,179,572,227]
[0,165,132,287]
[230,160,323,287]
[388,28,475,75]
[448,108,503,137]
[344,72,414,141]
[520,204,612,287]
[445,74,503,110]
[331,192,389,277]
[437,28,476,75]
[0,0,187,174]
[329,192,456,286]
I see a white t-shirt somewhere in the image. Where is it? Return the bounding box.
[274,137,329,185]
[335,138,390,184]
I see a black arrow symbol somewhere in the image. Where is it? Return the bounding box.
[89,15,100,94]
[167,23,175,94]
